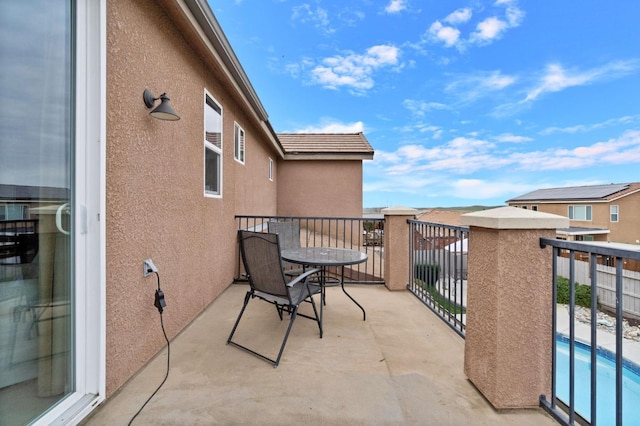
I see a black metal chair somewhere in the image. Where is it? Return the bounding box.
[267,220,304,277]
[227,230,323,367]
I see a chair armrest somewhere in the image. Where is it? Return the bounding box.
[286,268,321,287]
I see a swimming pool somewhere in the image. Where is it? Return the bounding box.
[556,337,640,425]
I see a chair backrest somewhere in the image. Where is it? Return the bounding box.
[238,230,288,298]
[17,233,39,264]
[267,221,301,250]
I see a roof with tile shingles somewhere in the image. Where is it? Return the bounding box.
[277,132,374,160]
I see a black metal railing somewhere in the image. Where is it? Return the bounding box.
[0,219,38,283]
[235,215,384,285]
[407,219,468,337]
[539,238,640,426]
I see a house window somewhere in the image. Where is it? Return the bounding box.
[234,122,245,164]
[204,92,222,197]
[268,158,273,181]
[610,205,619,222]
[0,204,29,220]
[522,206,528,210]
[531,205,538,211]
[568,205,592,221]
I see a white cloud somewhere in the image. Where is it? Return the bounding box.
[494,133,532,143]
[470,17,508,43]
[384,0,407,14]
[367,130,640,187]
[428,21,460,47]
[403,99,448,117]
[309,45,401,92]
[287,119,365,134]
[513,129,640,170]
[541,115,640,135]
[444,8,472,25]
[365,130,640,204]
[426,1,524,49]
[445,70,517,104]
[451,179,534,200]
[523,61,638,103]
[292,4,334,34]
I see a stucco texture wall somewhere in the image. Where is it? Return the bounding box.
[106,0,277,396]
[464,227,555,408]
[277,160,363,218]
[520,195,640,244]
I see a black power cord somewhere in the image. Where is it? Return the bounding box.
[128,271,170,425]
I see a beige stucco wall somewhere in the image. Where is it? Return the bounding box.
[106,0,278,396]
[514,194,640,244]
[464,227,555,408]
[277,160,363,218]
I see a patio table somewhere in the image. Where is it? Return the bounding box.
[281,247,368,335]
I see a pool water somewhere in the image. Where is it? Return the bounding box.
[556,337,640,425]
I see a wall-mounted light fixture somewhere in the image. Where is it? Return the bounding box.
[143,89,180,121]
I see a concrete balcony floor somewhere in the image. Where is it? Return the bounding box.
[85,284,555,425]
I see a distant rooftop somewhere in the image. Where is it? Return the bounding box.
[416,209,473,226]
[557,226,610,236]
[278,133,374,160]
[507,182,640,202]
[0,184,69,201]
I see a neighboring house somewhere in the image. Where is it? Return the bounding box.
[506,183,640,244]
[0,1,372,424]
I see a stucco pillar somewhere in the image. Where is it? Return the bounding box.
[382,207,418,291]
[461,207,569,409]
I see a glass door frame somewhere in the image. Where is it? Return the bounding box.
[33,0,106,423]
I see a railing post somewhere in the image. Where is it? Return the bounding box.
[382,206,418,291]
[461,207,569,409]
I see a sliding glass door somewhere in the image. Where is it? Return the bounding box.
[0,1,102,424]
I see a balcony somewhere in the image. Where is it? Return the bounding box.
[85,208,640,425]
[85,283,555,425]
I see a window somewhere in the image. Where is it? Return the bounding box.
[204,92,222,196]
[0,204,28,220]
[522,206,528,210]
[610,205,619,222]
[268,158,273,181]
[568,205,592,221]
[234,122,245,164]
[531,205,538,211]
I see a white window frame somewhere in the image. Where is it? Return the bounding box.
[610,205,619,222]
[204,90,223,198]
[233,122,245,164]
[568,205,592,221]
[268,157,273,181]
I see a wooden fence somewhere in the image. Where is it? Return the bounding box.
[557,257,640,319]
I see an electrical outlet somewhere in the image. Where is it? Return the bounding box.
[143,259,158,277]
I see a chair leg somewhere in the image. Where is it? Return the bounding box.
[275,304,284,320]
[227,291,251,344]
[274,306,298,368]
[309,293,322,338]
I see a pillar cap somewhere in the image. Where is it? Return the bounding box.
[381,206,419,216]
[461,206,569,230]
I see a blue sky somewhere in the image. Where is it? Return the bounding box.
[210,0,640,208]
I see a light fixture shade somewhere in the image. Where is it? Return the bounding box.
[143,90,180,121]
